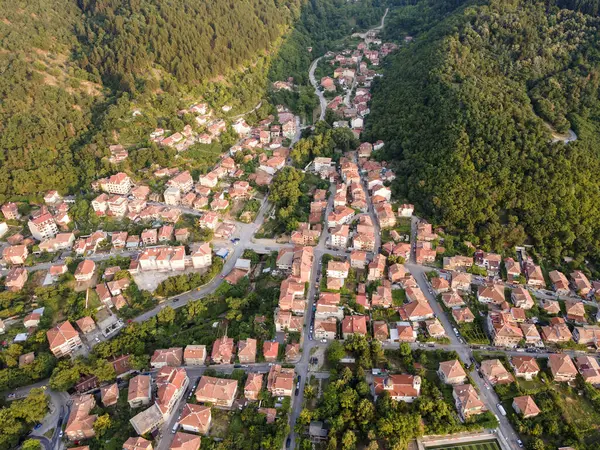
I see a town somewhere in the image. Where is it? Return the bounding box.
[2,9,600,450]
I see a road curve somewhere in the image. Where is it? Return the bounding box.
[309,57,327,121]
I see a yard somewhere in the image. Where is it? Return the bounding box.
[208,409,231,439]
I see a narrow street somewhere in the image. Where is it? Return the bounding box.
[309,56,327,121]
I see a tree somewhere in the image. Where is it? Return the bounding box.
[326,340,345,366]
[399,342,412,357]
[341,430,357,450]
[185,300,207,322]
[157,306,176,325]
[94,414,112,437]
[49,361,80,391]
[22,439,42,450]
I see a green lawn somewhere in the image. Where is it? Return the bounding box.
[427,440,501,450]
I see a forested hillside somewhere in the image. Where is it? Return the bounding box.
[364,0,600,262]
[0,0,99,200]
[0,0,318,201]
[77,0,303,91]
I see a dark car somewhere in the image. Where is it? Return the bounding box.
[286,437,291,448]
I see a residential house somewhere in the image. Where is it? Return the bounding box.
[342,315,368,339]
[267,365,294,397]
[244,373,263,401]
[314,317,338,340]
[237,338,257,364]
[195,376,238,408]
[275,310,304,332]
[183,345,207,366]
[179,403,211,434]
[373,374,421,403]
[452,307,475,323]
[525,263,545,287]
[327,260,350,279]
[480,359,514,385]
[512,396,541,418]
[28,213,59,241]
[549,270,570,295]
[191,243,212,269]
[3,245,28,265]
[575,356,600,385]
[76,317,96,334]
[170,432,201,450]
[477,282,505,305]
[520,323,542,346]
[510,356,540,380]
[99,172,132,195]
[487,312,523,348]
[399,300,434,321]
[504,258,522,283]
[123,437,153,450]
[128,375,152,407]
[443,256,473,271]
[350,250,368,269]
[100,383,119,407]
[211,336,235,364]
[548,354,578,382]
[65,394,97,440]
[441,291,465,309]
[511,287,534,309]
[372,321,389,341]
[368,254,386,281]
[566,300,586,323]
[263,342,279,362]
[438,360,467,385]
[151,348,183,368]
[396,322,417,342]
[5,267,28,291]
[453,384,485,420]
[74,260,96,282]
[542,318,573,344]
[138,246,186,272]
[451,272,472,292]
[47,321,82,358]
[571,270,592,296]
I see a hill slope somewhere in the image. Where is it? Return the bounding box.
[0,0,304,200]
[365,0,600,261]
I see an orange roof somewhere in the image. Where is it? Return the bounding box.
[439,360,466,380]
[179,403,211,433]
[46,321,79,351]
[170,432,200,450]
[195,376,238,403]
[263,341,279,360]
[123,437,153,450]
[511,356,540,375]
[342,315,368,335]
[513,395,540,417]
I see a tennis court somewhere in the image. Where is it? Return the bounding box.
[427,439,501,450]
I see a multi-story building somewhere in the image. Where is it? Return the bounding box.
[28,213,58,241]
[46,321,82,358]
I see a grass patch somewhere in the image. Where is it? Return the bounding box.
[208,409,231,439]
[426,439,501,450]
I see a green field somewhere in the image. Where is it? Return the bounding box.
[427,439,501,450]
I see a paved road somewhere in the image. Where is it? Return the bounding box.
[309,57,327,121]
[134,198,274,322]
[152,363,274,450]
[406,260,520,449]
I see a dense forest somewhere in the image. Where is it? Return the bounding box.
[364,0,600,263]
[76,0,304,91]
